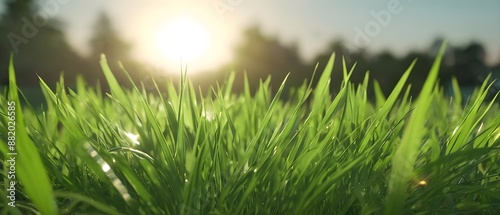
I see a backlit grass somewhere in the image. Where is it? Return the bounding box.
[1,45,500,214]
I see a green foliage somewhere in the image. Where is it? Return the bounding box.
[1,51,500,214]
[1,55,57,214]
[385,41,445,214]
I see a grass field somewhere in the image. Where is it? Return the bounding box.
[1,44,500,214]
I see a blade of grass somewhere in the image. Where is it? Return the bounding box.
[4,55,57,214]
[385,41,447,214]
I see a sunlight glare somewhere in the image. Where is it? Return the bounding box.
[124,131,140,145]
[102,163,111,172]
[157,17,210,62]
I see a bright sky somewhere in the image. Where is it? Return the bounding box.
[23,0,500,73]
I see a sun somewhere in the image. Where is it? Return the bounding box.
[156,17,211,63]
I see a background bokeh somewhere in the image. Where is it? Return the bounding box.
[0,0,499,102]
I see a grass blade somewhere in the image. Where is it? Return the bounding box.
[2,55,57,214]
[385,41,447,214]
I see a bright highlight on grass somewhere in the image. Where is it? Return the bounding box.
[124,131,140,145]
[156,16,210,62]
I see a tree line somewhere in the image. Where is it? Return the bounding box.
[0,0,143,91]
[1,0,499,101]
[220,26,500,99]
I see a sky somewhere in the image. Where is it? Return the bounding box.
[14,0,500,73]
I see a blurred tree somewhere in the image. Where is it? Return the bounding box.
[226,26,309,95]
[491,59,500,94]
[0,0,87,88]
[89,12,131,63]
[455,42,488,83]
[309,38,500,100]
[310,40,419,97]
[367,51,406,95]
[3,0,34,20]
[87,11,144,89]
[400,51,433,96]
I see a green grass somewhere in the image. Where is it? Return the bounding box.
[1,44,500,214]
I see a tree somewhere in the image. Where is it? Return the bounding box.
[0,0,86,88]
[87,11,143,88]
[89,12,131,62]
[226,26,309,95]
[3,0,34,20]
